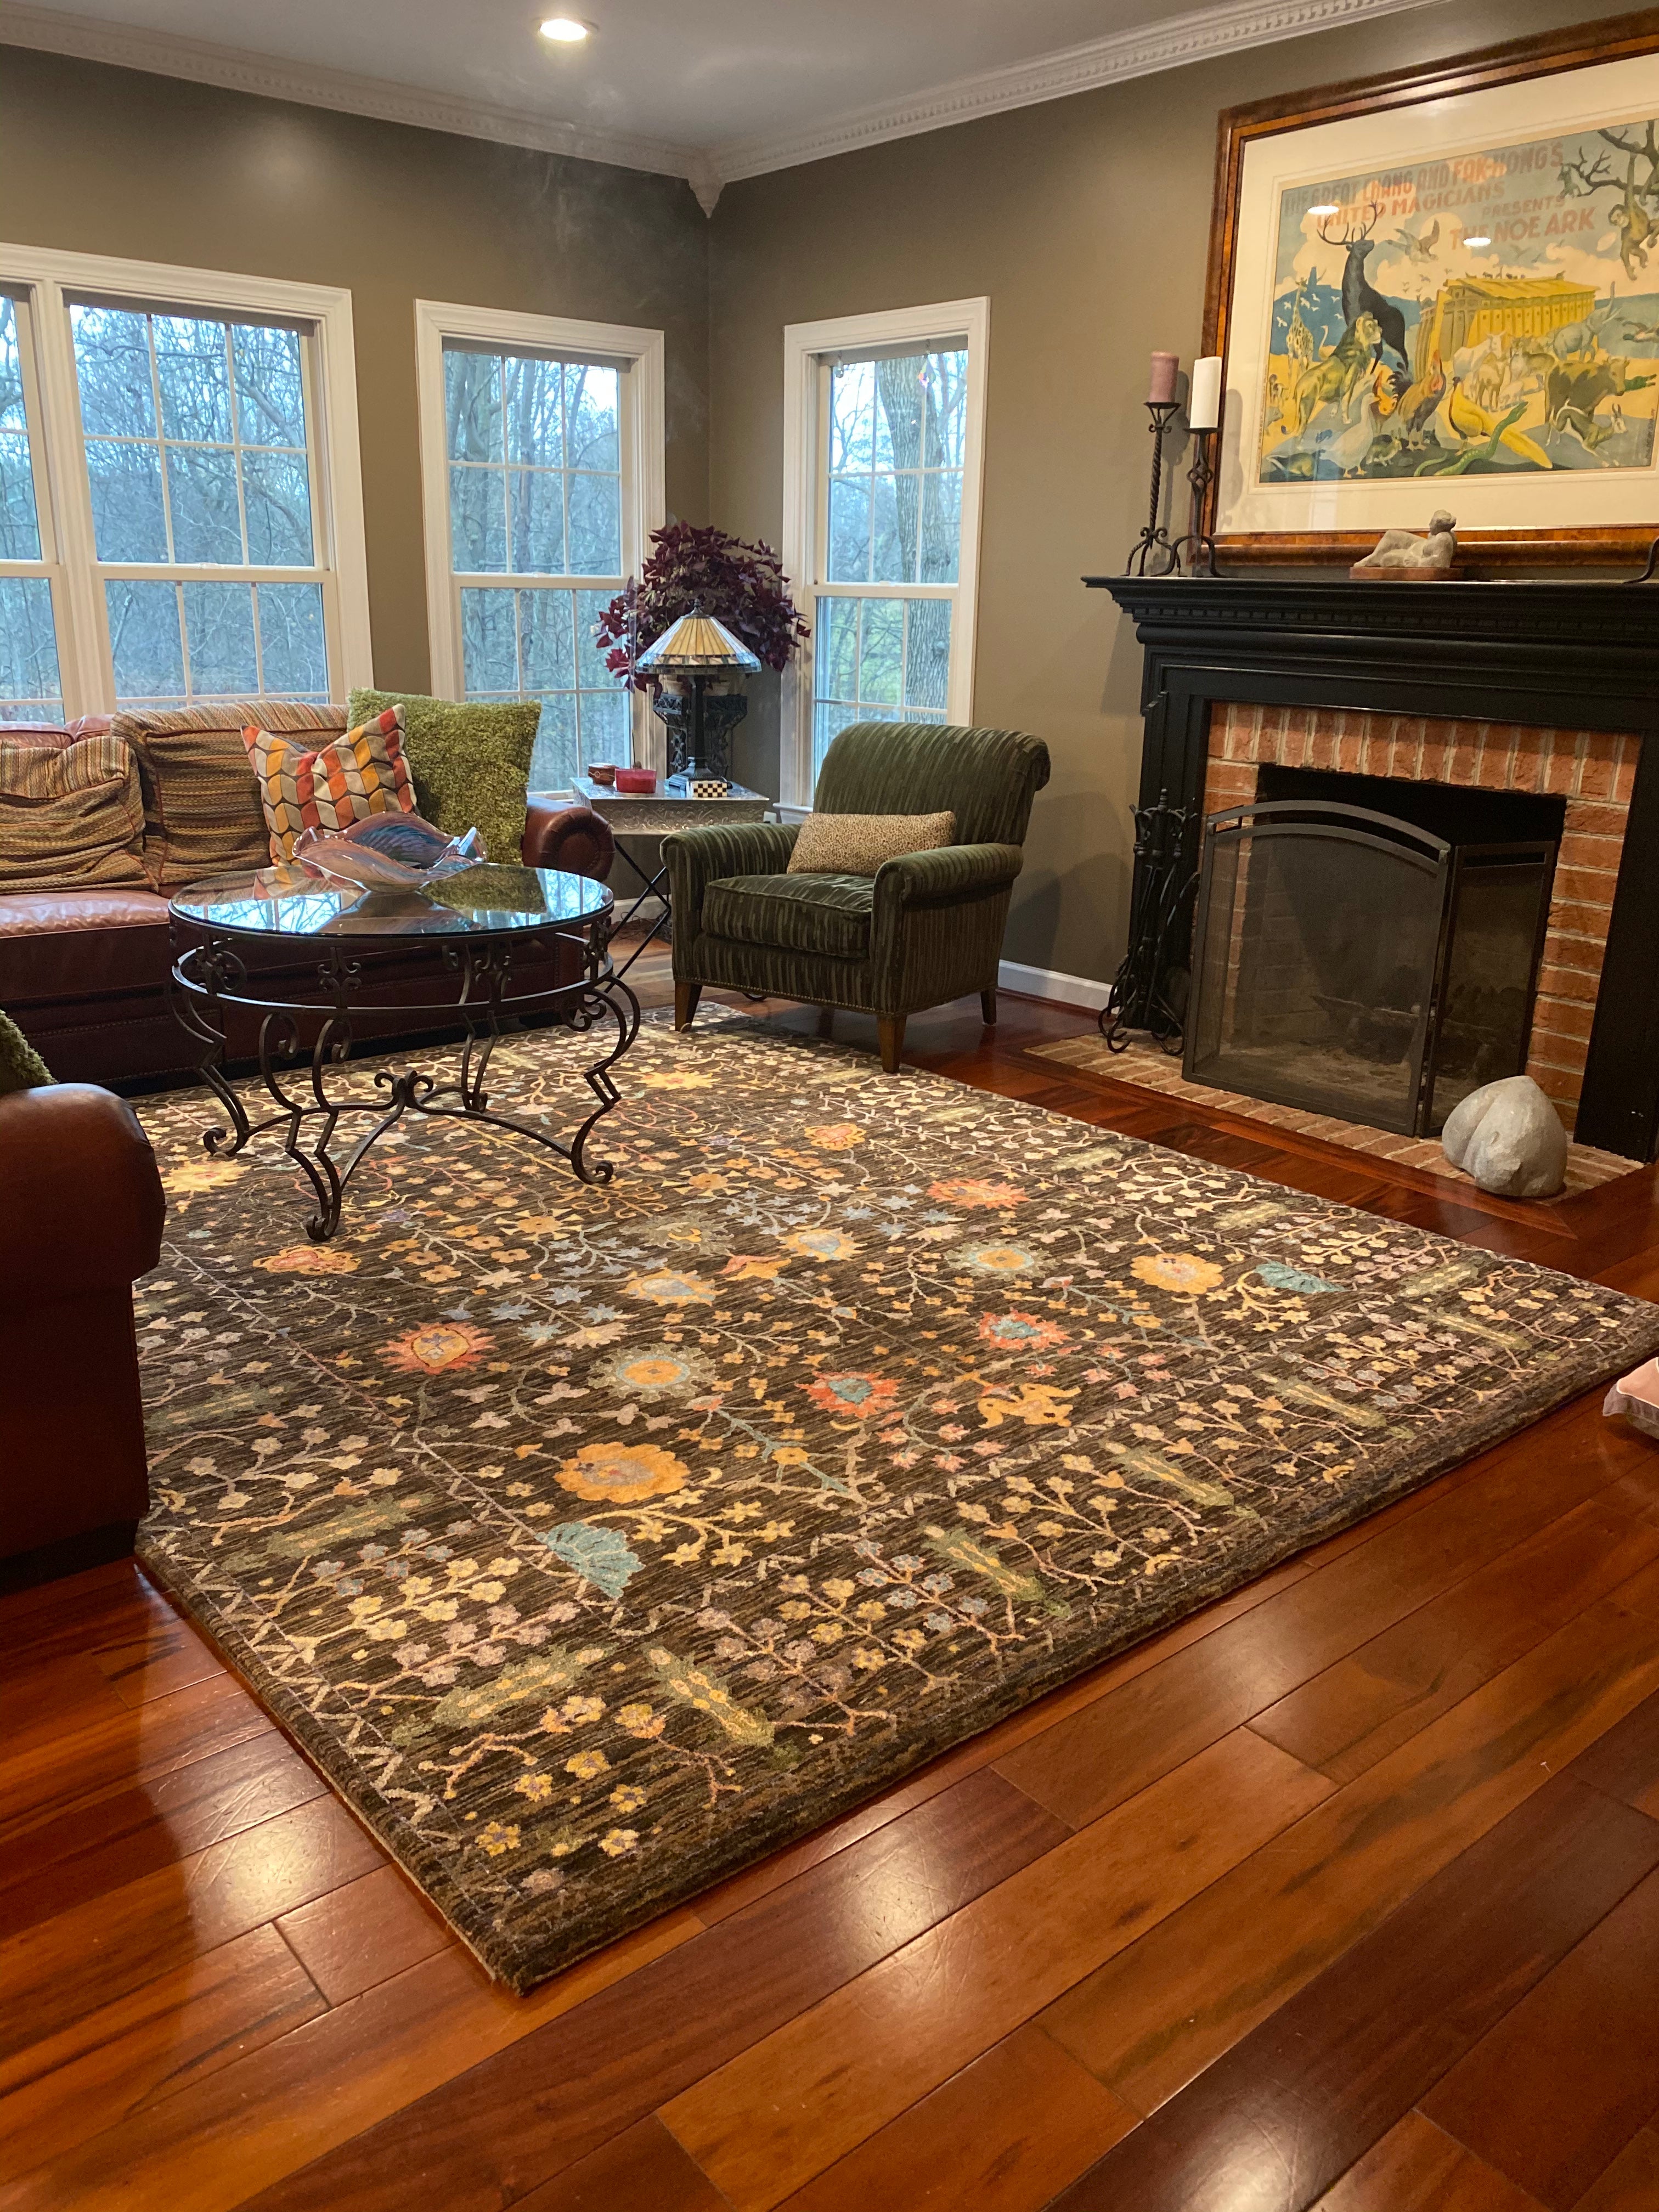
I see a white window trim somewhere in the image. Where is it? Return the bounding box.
[0,241,373,715]
[413,299,665,780]
[781,296,990,811]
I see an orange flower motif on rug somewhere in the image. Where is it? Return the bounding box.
[383,1320,494,1373]
[978,1311,1067,1356]
[555,1441,691,1504]
[260,1245,361,1274]
[805,1372,898,1419]
[1131,1252,1225,1296]
[928,1177,1026,1209]
[805,1122,866,1149]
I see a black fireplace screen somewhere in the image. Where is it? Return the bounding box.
[1185,800,1558,1137]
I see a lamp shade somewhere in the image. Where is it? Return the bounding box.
[635,608,761,674]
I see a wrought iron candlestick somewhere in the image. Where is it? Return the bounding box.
[1170,427,1220,578]
[1099,789,1199,1053]
[1122,400,1181,577]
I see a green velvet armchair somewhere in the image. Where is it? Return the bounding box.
[662,721,1051,1072]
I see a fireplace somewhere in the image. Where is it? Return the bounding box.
[1086,577,1659,1160]
[1186,782,1559,1136]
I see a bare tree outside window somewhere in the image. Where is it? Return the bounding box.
[0,292,64,719]
[443,342,630,787]
[813,347,967,772]
[69,304,326,706]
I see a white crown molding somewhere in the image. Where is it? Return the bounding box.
[710,0,1452,185]
[0,1,700,184]
[1,0,1452,212]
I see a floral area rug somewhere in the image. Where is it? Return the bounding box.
[133,1011,1659,1991]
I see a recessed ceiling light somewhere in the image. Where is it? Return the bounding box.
[539,16,590,41]
[1464,233,1492,247]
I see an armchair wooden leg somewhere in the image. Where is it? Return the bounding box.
[674,982,702,1031]
[817,1005,834,1039]
[980,988,997,1026]
[878,1015,906,1074]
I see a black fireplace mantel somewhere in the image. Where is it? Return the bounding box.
[1084,575,1659,1159]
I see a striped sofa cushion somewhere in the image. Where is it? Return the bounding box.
[112,701,347,893]
[244,707,416,861]
[0,731,148,892]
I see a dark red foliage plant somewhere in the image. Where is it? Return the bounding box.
[594,522,810,691]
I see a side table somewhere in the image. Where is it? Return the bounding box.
[566,776,775,980]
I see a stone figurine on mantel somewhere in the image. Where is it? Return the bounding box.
[1348,510,1458,581]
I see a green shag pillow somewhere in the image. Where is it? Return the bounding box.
[0,1009,52,1094]
[347,689,538,865]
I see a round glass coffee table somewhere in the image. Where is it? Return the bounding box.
[168,861,635,1242]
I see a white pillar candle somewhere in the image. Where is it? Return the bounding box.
[1188,355,1223,430]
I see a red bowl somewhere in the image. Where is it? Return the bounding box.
[614,767,657,794]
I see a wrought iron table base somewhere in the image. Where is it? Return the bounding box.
[169,925,639,1242]
[603,843,674,982]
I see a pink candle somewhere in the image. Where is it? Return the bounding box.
[1148,352,1180,404]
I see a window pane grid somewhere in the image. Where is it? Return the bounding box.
[811,343,966,782]
[444,346,620,580]
[0,295,44,564]
[73,307,315,571]
[66,302,327,706]
[812,591,951,770]
[0,295,66,719]
[103,578,328,708]
[825,351,967,588]
[459,580,628,788]
[445,341,630,786]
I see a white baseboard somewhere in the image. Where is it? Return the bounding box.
[997,958,1111,1013]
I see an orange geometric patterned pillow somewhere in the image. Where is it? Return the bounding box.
[243,706,416,863]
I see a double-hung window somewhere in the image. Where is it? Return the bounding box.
[783,299,989,808]
[0,245,371,719]
[415,303,664,791]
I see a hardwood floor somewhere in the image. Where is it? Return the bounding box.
[7,971,1659,2210]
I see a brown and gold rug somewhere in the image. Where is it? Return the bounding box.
[1028,1033,1639,1199]
[134,1013,1659,1991]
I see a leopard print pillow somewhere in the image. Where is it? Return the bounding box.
[787,809,955,876]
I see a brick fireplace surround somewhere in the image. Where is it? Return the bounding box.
[1203,704,1638,1134]
[1088,574,1659,1157]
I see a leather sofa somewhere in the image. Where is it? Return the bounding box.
[0,1080,165,1590]
[1,707,615,1087]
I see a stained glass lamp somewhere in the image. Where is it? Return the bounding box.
[636,609,761,781]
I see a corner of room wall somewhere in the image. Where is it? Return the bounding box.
[0,41,714,701]
[702,0,1618,992]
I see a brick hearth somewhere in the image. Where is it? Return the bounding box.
[1204,703,1640,1132]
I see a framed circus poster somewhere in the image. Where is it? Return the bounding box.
[1206,14,1659,563]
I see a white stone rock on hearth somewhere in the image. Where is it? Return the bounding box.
[1441,1076,1568,1199]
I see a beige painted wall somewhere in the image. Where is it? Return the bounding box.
[0,46,711,695]
[706,0,1617,983]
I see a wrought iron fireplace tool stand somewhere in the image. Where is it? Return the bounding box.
[1098,791,1199,1053]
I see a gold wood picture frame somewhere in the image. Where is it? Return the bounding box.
[1206,8,1659,564]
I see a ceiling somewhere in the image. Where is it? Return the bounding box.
[0,0,1440,205]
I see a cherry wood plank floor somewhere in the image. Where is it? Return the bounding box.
[8,974,1659,2210]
